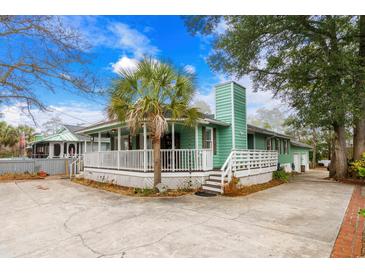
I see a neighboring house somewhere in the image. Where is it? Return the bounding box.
[76,81,312,193]
[30,125,109,158]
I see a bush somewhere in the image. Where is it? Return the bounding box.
[273,170,289,183]
[359,208,365,217]
[224,176,239,194]
[350,152,365,179]
[133,187,157,196]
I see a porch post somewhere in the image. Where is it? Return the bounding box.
[49,143,54,158]
[66,142,69,158]
[143,123,147,172]
[98,132,101,152]
[117,127,121,169]
[172,123,175,171]
[195,125,199,170]
[84,140,87,154]
[117,127,121,151]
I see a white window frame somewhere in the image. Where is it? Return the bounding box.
[204,127,214,149]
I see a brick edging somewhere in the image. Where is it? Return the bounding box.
[331,185,365,258]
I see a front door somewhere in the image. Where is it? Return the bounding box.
[161,133,180,149]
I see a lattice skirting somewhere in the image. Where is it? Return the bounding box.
[83,168,206,189]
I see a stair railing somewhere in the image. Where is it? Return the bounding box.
[220,150,235,191]
[69,155,83,179]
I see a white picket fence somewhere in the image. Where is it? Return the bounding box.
[84,149,213,172]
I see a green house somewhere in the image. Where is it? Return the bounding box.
[76,81,311,193]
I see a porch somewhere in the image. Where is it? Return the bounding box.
[84,148,214,172]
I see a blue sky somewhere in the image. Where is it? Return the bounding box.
[2,16,284,129]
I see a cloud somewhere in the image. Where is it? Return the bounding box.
[194,73,289,117]
[235,76,289,118]
[193,89,215,113]
[0,102,105,132]
[111,56,139,74]
[184,65,196,74]
[61,16,160,67]
[108,22,159,59]
[215,19,229,35]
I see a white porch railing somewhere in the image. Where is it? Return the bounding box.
[221,149,278,184]
[84,149,213,172]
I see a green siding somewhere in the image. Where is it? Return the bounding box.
[291,145,310,160]
[214,81,247,166]
[278,142,291,164]
[253,133,266,150]
[233,83,247,149]
[252,133,293,165]
[174,124,195,149]
[215,83,233,166]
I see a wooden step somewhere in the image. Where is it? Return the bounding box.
[208,170,223,176]
[209,175,226,181]
[202,185,223,194]
[204,180,221,186]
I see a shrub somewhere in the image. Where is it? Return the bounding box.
[349,152,365,179]
[133,187,157,196]
[273,170,289,183]
[224,176,239,194]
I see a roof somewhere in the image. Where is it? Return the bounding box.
[290,140,313,149]
[32,124,91,144]
[214,80,246,90]
[76,115,230,134]
[247,124,290,139]
[63,124,85,133]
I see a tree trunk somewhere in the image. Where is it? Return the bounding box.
[152,136,161,188]
[329,143,336,177]
[353,15,365,160]
[354,119,365,160]
[332,123,348,179]
[312,128,317,169]
[328,130,332,160]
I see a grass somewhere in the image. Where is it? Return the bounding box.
[0,172,44,182]
[71,177,196,197]
[223,179,286,197]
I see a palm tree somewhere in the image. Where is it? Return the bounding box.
[107,57,200,188]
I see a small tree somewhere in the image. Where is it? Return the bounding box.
[107,57,200,188]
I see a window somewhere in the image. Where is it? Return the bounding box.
[283,140,289,154]
[202,127,215,153]
[266,138,271,150]
[213,128,217,155]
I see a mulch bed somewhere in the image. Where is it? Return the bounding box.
[331,185,365,258]
[223,179,285,197]
[72,178,195,197]
[0,172,45,182]
[338,178,365,185]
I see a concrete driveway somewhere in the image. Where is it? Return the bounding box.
[0,170,354,257]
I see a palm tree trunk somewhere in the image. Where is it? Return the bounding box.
[152,136,161,188]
